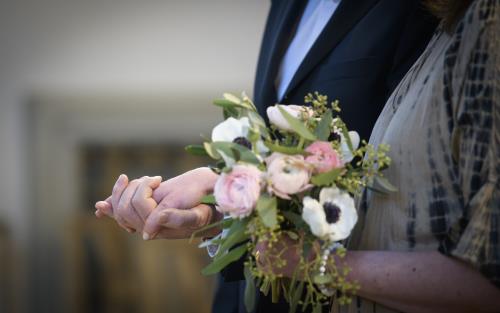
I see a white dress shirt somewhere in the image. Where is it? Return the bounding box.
[275,0,341,101]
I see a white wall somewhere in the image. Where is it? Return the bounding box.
[0,0,269,311]
[0,0,269,241]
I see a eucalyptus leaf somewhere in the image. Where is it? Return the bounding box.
[256,194,278,228]
[223,93,242,104]
[204,142,221,159]
[200,194,216,205]
[369,176,398,194]
[285,231,299,241]
[223,106,239,119]
[213,99,238,109]
[212,142,261,165]
[311,168,343,186]
[218,149,236,168]
[247,110,266,128]
[214,98,253,112]
[314,109,333,141]
[201,244,247,275]
[189,218,231,242]
[216,219,249,257]
[244,264,256,313]
[185,144,209,156]
[264,141,307,155]
[290,281,304,313]
[282,211,308,230]
[340,123,354,153]
[302,241,312,260]
[277,106,316,141]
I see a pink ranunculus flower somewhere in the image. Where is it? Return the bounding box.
[214,164,262,218]
[266,153,312,199]
[305,141,344,174]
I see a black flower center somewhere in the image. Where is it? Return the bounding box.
[328,132,341,142]
[323,202,341,224]
[233,137,252,149]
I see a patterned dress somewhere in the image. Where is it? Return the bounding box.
[336,1,499,312]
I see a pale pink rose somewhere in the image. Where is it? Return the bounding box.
[266,105,314,131]
[266,153,312,199]
[305,141,344,173]
[214,164,262,218]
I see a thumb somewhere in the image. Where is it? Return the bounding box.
[95,196,113,218]
[142,205,212,240]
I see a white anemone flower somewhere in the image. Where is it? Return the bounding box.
[211,117,268,154]
[301,187,357,242]
[339,131,360,163]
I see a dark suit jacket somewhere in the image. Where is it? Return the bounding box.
[213,0,437,312]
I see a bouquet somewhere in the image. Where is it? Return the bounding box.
[186,92,393,313]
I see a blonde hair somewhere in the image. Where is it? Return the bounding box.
[426,0,473,31]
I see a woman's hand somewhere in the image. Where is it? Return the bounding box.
[255,233,321,278]
[95,167,222,239]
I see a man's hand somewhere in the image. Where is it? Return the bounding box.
[95,174,162,233]
[95,167,222,239]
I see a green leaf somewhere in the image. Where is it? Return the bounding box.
[285,231,299,241]
[204,142,221,160]
[223,106,239,119]
[223,93,242,104]
[213,98,238,108]
[264,140,307,155]
[302,241,312,260]
[277,106,316,141]
[290,281,304,313]
[201,244,247,275]
[189,218,231,242]
[340,123,354,153]
[310,168,343,186]
[200,194,216,205]
[185,144,209,156]
[212,142,261,165]
[213,94,254,111]
[282,211,308,230]
[313,274,332,284]
[244,111,270,140]
[216,219,249,257]
[244,264,256,313]
[369,176,398,194]
[256,194,277,228]
[314,109,333,141]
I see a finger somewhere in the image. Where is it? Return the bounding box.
[116,179,144,231]
[110,174,138,232]
[95,196,112,218]
[132,176,162,221]
[111,174,129,213]
[142,204,212,240]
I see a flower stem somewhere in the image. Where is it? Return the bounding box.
[298,137,305,149]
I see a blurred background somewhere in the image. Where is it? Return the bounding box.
[0,0,269,312]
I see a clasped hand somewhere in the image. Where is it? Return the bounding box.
[94,167,222,240]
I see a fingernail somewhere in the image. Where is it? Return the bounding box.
[143,232,150,240]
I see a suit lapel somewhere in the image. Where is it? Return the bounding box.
[256,0,306,114]
[283,0,380,98]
